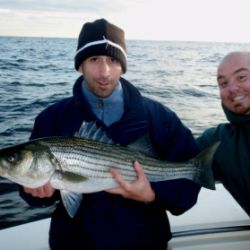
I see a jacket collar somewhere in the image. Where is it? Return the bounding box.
[223,104,250,124]
[72,75,144,116]
[72,75,149,145]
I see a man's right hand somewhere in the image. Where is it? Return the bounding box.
[23,183,55,198]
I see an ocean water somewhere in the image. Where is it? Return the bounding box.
[0,36,250,229]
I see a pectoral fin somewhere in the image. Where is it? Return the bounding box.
[60,190,83,218]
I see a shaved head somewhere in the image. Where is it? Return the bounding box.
[218,52,250,72]
[217,51,250,115]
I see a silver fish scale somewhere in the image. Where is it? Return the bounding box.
[40,137,200,182]
[45,142,137,180]
[0,136,217,192]
[51,150,137,180]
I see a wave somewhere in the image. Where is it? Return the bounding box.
[1,36,248,229]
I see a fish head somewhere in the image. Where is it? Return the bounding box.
[0,141,56,188]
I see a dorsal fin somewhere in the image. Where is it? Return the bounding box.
[75,121,158,157]
[75,121,114,144]
[126,134,158,158]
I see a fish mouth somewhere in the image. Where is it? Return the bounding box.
[7,175,50,188]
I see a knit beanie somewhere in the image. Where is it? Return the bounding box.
[75,19,127,73]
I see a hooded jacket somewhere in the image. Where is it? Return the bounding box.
[20,76,200,250]
[197,105,250,217]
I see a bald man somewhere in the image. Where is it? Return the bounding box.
[197,51,250,217]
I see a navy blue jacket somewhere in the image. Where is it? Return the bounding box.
[20,76,200,250]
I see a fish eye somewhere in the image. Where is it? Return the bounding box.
[6,153,18,163]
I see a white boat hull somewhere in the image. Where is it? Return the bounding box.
[0,184,249,250]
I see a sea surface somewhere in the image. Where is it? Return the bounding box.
[1,36,250,229]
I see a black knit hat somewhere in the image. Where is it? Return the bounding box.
[75,19,127,73]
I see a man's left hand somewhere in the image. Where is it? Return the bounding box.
[106,160,155,203]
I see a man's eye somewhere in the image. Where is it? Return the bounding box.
[90,57,98,62]
[219,81,227,88]
[238,75,247,81]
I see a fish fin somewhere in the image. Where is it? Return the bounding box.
[60,190,83,218]
[126,134,159,158]
[75,121,114,144]
[195,142,220,190]
[75,121,158,157]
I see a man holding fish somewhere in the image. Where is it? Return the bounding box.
[18,19,202,250]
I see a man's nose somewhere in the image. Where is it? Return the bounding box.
[228,80,240,93]
[99,60,110,76]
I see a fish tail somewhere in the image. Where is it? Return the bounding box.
[194,142,220,190]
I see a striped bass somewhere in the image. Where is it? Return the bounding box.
[0,135,218,217]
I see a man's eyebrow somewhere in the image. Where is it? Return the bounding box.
[217,67,249,82]
[233,67,249,74]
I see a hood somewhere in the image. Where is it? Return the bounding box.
[222,104,250,124]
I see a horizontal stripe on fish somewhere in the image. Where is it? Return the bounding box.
[0,135,218,218]
[45,140,200,181]
[0,136,218,191]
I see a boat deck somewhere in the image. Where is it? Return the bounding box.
[0,184,249,250]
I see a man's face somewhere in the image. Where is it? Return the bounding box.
[217,53,250,115]
[80,56,122,98]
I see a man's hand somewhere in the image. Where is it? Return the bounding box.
[23,183,55,198]
[106,160,155,203]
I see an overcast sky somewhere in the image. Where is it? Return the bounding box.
[0,0,250,43]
